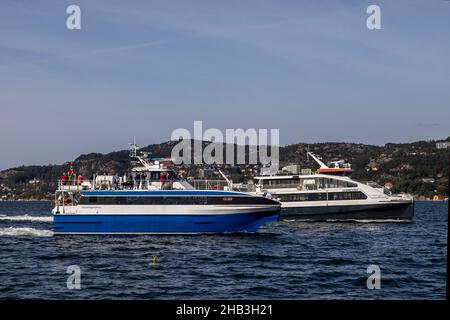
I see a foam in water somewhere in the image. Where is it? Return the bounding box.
[0,227,53,237]
[0,215,52,222]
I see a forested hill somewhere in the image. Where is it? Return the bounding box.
[0,138,448,200]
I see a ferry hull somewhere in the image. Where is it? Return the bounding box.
[53,210,280,234]
[281,201,414,221]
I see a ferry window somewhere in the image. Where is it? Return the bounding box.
[116,197,127,204]
[167,171,180,181]
[338,180,356,188]
[85,195,276,206]
[263,178,300,188]
[329,179,338,188]
[147,172,157,180]
[318,178,357,189]
[88,197,97,203]
[278,193,327,202]
[310,193,327,201]
[127,197,139,204]
[298,192,357,201]
[327,192,367,200]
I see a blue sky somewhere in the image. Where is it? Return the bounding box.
[0,0,449,169]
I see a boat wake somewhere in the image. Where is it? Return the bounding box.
[0,227,53,237]
[0,215,52,222]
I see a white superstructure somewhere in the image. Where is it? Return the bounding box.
[249,153,414,221]
[250,173,413,220]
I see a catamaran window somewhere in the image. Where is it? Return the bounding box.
[261,178,300,188]
[265,179,283,186]
[259,177,356,190]
[167,171,181,181]
[328,191,367,200]
[79,195,275,205]
[149,172,160,180]
[318,178,357,189]
[277,191,366,202]
[278,193,327,202]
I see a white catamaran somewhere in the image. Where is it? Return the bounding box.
[52,144,280,234]
[250,152,414,221]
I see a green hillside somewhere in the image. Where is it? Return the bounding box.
[0,138,448,200]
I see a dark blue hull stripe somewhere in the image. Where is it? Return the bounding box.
[53,211,280,234]
[79,190,246,197]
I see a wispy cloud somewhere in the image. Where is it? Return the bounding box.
[92,40,167,54]
[0,0,449,169]
[415,122,442,128]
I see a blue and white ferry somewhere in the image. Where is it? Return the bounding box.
[52,144,280,234]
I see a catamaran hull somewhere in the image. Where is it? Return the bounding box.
[281,201,414,221]
[53,210,280,234]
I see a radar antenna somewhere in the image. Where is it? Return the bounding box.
[129,137,139,159]
[128,139,152,170]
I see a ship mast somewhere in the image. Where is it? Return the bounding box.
[129,140,152,170]
[217,167,233,190]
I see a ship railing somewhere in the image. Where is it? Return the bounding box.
[259,183,320,190]
[57,180,87,191]
[188,179,229,191]
[57,179,188,191]
[54,188,82,214]
[259,183,308,189]
[93,179,190,191]
[125,179,184,190]
[58,178,236,191]
[234,184,254,192]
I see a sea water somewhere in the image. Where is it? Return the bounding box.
[0,201,447,299]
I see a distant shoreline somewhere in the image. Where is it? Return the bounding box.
[0,199,448,203]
